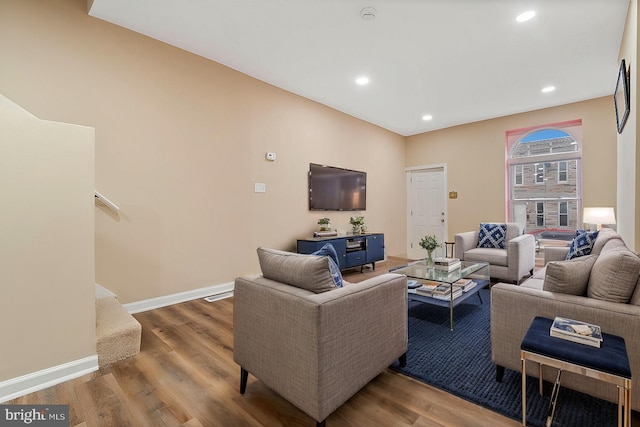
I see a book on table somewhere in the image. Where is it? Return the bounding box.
[426,283,462,300]
[407,280,422,289]
[433,257,460,265]
[414,280,439,296]
[549,316,603,348]
[433,260,461,271]
[453,278,477,292]
[431,285,463,300]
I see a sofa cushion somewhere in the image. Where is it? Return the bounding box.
[590,227,621,255]
[257,247,337,293]
[477,223,507,249]
[587,248,640,303]
[566,230,599,260]
[543,254,597,295]
[312,243,343,288]
[464,247,508,267]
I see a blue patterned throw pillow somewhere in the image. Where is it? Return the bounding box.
[312,243,343,288]
[566,230,599,260]
[477,223,507,249]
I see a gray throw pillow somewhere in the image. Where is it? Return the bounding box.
[587,248,640,303]
[543,254,597,295]
[257,247,337,293]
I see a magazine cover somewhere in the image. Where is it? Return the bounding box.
[551,317,602,341]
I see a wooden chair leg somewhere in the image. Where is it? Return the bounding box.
[240,367,248,394]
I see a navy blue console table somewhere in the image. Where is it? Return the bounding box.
[297,233,384,272]
[521,316,631,427]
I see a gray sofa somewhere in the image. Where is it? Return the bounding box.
[234,248,408,426]
[491,228,640,409]
[455,222,536,284]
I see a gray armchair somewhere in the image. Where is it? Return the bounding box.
[234,248,408,426]
[455,222,535,284]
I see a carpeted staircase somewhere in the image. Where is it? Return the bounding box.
[95,284,141,366]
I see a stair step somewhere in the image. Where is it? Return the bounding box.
[96,296,141,366]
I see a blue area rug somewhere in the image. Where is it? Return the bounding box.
[390,288,619,426]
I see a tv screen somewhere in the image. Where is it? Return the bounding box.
[309,163,366,211]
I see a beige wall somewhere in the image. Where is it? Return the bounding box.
[618,0,639,251]
[406,97,617,240]
[0,0,626,314]
[0,94,95,382]
[0,0,406,303]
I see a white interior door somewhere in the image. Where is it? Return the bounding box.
[407,167,447,259]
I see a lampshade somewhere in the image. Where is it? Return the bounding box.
[583,207,616,229]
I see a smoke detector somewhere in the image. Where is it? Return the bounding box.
[361,7,377,21]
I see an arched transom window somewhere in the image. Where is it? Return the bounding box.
[506,120,582,236]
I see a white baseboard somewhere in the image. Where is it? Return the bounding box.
[0,355,98,403]
[123,281,235,314]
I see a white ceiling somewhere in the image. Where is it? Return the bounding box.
[88,0,629,136]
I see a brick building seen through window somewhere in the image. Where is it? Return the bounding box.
[507,122,582,237]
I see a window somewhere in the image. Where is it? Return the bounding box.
[558,201,568,226]
[515,165,523,185]
[536,202,545,227]
[558,161,568,182]
[534,163,545,184]
[507,121,582,235]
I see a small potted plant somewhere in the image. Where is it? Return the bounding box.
[317,217,332,231]
[349,216,366,234]
[419,235,439,266]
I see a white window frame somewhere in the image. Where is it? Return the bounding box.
[534,163,545,184]
[558,161,568,183]
[536,202,545,227]
[558,201,568,227]
[515,165,523,186]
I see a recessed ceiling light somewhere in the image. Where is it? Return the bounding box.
[422,114,433,121]
[542,86,556,93]
[360,7,377,21]
[355,76,370,85]
[516,11,536,23]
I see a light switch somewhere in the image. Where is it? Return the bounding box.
[254,183,266,193]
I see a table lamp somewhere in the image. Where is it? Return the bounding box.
[583,207,616,231]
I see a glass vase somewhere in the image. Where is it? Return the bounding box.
[426,250,434,267]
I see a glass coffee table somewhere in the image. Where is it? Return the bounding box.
[391,260,490,330]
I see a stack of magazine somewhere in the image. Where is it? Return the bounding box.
[407,280,422,290]
[453,278,477,292]
[549,317,603,348]
[433,257,461,271]
[430,283,463,300]
[414,281,439,296]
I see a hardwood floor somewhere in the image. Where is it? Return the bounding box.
[6,258,523,426]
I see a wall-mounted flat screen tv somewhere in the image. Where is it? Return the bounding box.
[308,163,366,211]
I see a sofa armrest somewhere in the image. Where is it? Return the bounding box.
[544,246,570,264]
[455,231,478,259]
[233,273,407,421]
[506,234,535,281]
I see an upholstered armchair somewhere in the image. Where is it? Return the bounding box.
[234,247,408,427]
[454,222,535,284]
